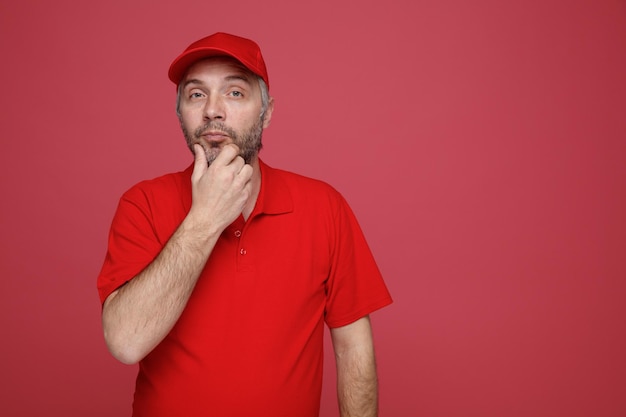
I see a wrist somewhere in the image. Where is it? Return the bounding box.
[179,211,223,248]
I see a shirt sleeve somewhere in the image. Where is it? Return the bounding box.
[324,193,392,328]
[96,186,165,305]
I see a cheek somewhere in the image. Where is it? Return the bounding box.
[179,102,203,119]
[235,106,263,126]
[179,110,200,128]
[179,116,200,139]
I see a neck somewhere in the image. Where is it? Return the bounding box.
[242,158,262,220]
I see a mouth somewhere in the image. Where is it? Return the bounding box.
[200,131,230,142]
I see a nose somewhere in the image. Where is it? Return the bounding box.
[203,94,225,121]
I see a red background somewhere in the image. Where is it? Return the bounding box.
[1,1,625,416]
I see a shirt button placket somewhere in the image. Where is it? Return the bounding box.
[235,231,245,255]
[235,229,248,267]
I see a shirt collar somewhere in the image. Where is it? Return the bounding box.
[253,158,293,216]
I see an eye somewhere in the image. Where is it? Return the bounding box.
[229,90,244,98]
[190,91,205,99]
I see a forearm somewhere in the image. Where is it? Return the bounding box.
[102,216,221,364]
[336,346,378,417]
[102,144,255,364]
[332,316,379,417]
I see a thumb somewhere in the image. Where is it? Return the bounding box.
[191,144,207,180]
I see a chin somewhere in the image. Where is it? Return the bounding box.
[204,149,220,166]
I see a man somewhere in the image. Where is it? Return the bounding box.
[98,32,392,417]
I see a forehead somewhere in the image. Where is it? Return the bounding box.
[181,56,257,85]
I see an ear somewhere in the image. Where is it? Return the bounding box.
[262,96,275,128]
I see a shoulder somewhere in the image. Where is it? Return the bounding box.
[121,166,192,204]
[261,163,352,220]
[259,162,359,234]
[110,166,192,240]
[264,163,344,202]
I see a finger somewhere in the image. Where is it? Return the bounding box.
[214,144,240,166]
[238,163,253,182]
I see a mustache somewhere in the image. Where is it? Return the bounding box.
[194,122,237,139]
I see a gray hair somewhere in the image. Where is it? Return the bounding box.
[176,75,270,122]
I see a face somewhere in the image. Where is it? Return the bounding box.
[178,57,273,165]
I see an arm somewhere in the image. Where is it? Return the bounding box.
[331,315,379,417]
[102,144,254,364]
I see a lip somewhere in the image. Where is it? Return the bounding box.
[200,131,229,141]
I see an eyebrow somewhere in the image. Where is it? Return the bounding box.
[182,74,253,90]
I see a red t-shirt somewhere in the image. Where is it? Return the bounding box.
[98,160,392,417]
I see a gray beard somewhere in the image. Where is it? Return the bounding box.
[182,118,264,165]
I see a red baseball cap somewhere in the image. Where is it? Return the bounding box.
[168,32,269,89]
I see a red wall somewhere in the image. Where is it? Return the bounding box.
[1,1,625,416]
